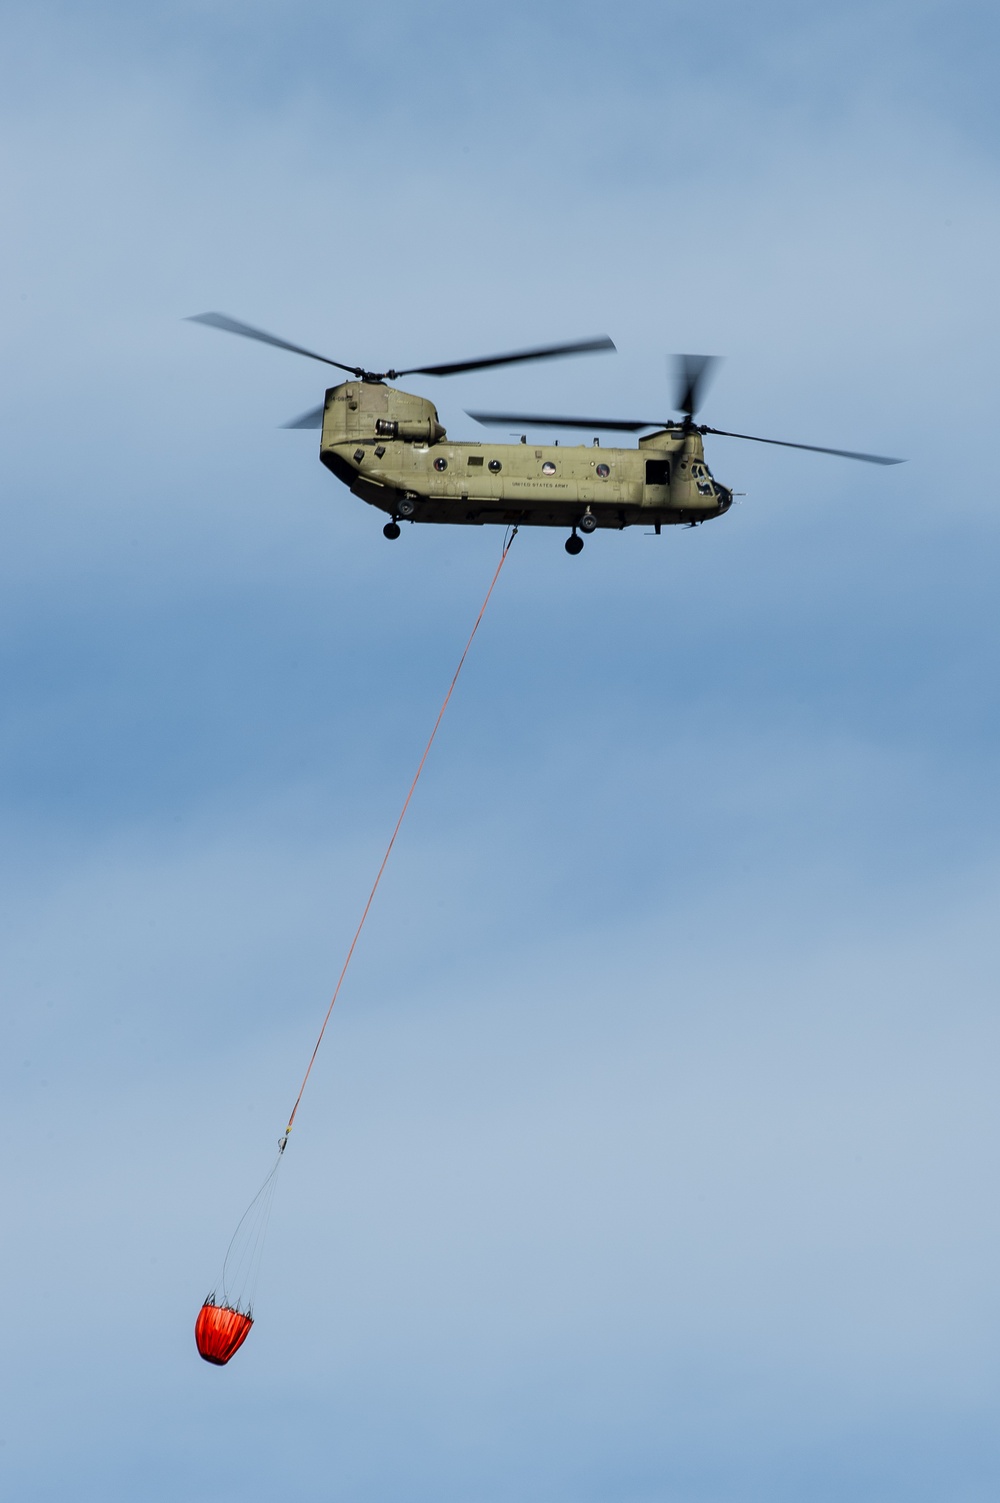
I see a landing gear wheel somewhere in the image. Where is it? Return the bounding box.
[383,520,401,540]
[398,496,416,518]
[579,512,597,534]
[565,532,584,555]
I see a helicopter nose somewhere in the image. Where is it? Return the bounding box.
[716,485,733,513]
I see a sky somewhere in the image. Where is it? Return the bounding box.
[2,1,1000,1498]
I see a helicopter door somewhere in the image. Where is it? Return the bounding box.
[643,457,670,505]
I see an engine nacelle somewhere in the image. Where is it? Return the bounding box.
[374,417,446,443]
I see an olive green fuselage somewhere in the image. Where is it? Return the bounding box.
[319,380,732,531]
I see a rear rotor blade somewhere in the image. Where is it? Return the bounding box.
[282,404,326,430]
[401,336,615,378]
[187,313,363,375]
[700,425,904,465]
[675,354,721,419]
[468,410,660,432]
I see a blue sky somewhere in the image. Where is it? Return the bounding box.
[2,2,1000,1499]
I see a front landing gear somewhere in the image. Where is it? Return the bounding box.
[565,530,584,555]
[383,520,401,540]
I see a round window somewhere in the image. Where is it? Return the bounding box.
[488,458,502,472]
[434,457,448,472]
[596,463,610,479]
[541,461,556,476]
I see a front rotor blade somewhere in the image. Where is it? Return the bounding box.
[282,404,326,429]
[674,354,721,418]
[402,335,616,378]
[700,426,904,465]
[187,313,362,375]
[468,410,659,431]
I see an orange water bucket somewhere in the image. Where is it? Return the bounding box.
[195,1301,253,1365]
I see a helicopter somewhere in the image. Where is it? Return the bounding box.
[189,314,903,555]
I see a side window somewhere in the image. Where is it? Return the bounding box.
[645,459,670,486]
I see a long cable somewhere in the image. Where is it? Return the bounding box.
[280,526,519,1145]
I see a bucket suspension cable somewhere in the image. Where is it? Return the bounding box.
[282,527,519,1143]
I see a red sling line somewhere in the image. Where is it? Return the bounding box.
[281,529,518,1144]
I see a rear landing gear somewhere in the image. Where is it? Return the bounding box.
[383,520,401,540]
[565,531,584,555]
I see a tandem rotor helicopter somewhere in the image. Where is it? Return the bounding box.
[190,313,903,555]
